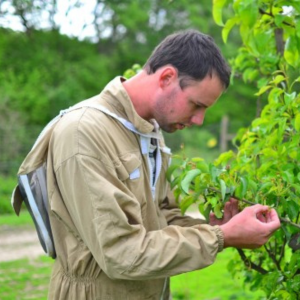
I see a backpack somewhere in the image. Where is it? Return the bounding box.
[11,100,153,259]
[10,104,81,259]
[11,101,102,259]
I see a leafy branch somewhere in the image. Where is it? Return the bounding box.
[208,187,300,230]
[258,8,295,28]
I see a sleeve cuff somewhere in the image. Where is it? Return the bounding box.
[211,225,224,252]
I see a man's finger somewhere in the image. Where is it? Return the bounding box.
[229,198,239,216]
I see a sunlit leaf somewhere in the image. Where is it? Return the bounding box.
[284,35,300,67]
[240,176,248,199]
[214,202,223,218]
[220,179,226,201]
[180,195,194,214]
[271,75,286,85]
[294,113,300,132]
[166,164,180,182]
[255,85,272,96]
[212,0,227,26]
[214,150,235,166]
[222,17,238,43]
[181,169,201,194]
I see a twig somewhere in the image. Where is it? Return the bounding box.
[237,248,268,274]
[264,244,281,271]
[259,8,295,28]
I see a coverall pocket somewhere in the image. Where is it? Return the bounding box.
[114,153,141,182]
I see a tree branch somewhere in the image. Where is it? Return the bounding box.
[237,248,268,274]
[259,8,295,28]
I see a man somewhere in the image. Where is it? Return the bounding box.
[46,30,280,299]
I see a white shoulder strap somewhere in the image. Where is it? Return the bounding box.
[33,102,160,152]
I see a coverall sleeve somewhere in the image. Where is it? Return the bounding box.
[56,152,224,280]
[160,187,208,227]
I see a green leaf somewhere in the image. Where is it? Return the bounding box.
[285,200,299,220]
[239,1,258,28]
[180,195,194,214]
[240,176,248,199]
[259,182,273,192]
[181,169,201,194]
[255,85,272,96]
[166,164,180,182]
[271,75,286,85]
[294,113,300,132]
[222,17,238,43]
[284,35,300,68]
[195,161,209,173]
[261,148,278,158]
[214,150,235,166]
[282,170,295,184]
[214,202,223,218]
[191,157,204,162]
[220,179,226,201]
[248,179,258,195]
[203,202,212,220]
[212,0,227,26]
[170,176,180,190]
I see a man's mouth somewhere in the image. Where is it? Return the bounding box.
[176,123,186,130]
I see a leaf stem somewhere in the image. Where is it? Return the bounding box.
[236,248,268,274]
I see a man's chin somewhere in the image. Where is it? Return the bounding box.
[161,127,178,134]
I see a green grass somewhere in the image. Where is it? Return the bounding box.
[0,251,265,300]
[0,256,53,300]
[0,213,266,300]
[0,210,34,227]
[171,249,265,300]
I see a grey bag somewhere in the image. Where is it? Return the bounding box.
[11,103,88,259]
[14,165,56,258]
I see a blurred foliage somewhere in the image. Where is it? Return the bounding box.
[1,1,256,201]
[0,28,112,125]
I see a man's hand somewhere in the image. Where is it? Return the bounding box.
[220,204,281,249]
[209,198,239,226]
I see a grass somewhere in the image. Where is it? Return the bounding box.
[171,249,265,300]
[0,256,53,300]
[0,212,266,300]
[0,210,34,227]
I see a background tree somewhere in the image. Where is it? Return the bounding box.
[0,0,259,176]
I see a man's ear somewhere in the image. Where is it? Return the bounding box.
[158,67,178,89]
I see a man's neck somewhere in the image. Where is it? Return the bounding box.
[122,70,155,121]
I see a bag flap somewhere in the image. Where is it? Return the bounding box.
[11,184,23,216]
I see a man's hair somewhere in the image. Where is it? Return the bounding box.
[144,29,231,89]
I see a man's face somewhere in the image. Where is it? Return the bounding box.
[153,74,224,133]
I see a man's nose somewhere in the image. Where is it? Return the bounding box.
[191,110,205,126]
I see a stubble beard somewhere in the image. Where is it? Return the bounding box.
[153,92,178,133]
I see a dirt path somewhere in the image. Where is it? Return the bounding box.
[0,226,44,262]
